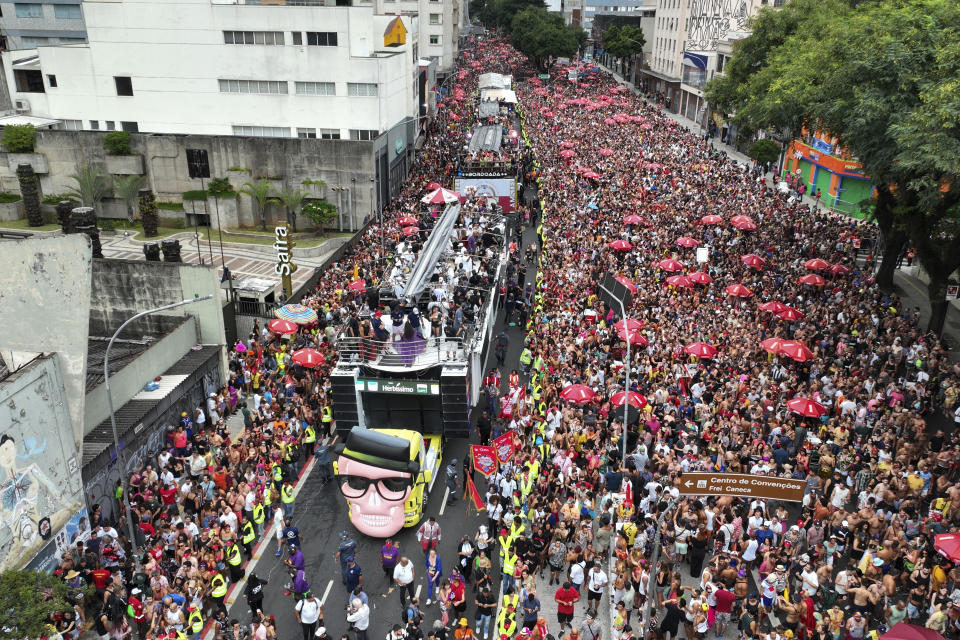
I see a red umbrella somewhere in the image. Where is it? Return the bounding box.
[934,533,960,563]
[676,237,699,248]
[268,319,298,335]
[657,258,684,272]
[830,263,852,275]
[398,216,418,226]
[292,348,325,368]
[610,390,648,409]
[583,171,601,180]
[347,279,367,292]
[787,397,827,417]
[426,181,441,190]
[560,141,574,148]
[623,214,645,225]
[758,301,786,313]
[609,240,633,251]
[422,187,460,204]
[688,271,713,284]
[701,214,723,225]
[560,384,596,404]
[615,276,638,294]
[730,215,757,231]
[613,319,643,333]
[798,273,826,286]
[402,225,420,236]
[881,623,947,640]
[560,149,575,159]
[741,254,766,269]
[778,340,815,362]
[621,330,649,346]
[804,258,831,271]
[666,275,693,289]
[725,283,754,298]
[599,148,615,156]
[776,306,805,322]
[684,342,717,359]
[760,337,787,354]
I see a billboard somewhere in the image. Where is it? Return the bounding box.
[455,178,518,213]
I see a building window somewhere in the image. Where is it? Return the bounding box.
[297,127,317,139]
[295,81,335,96]
[292,32,302,45]
[347,82,378,97]
[349,129,379,141]
[306,32,338,46]
[14,3,43,18]
[21,36,50,48]
[14,70,44,93]
[319,129,341,140]
[223,31,285,45]
[186,149,210,178]
[429,13,441,24]
[232,125,290,137]
[115,76,133,96]
[53,4,82,19]
[59,119,82,131]
[59,37,86,44]
[105,121,116,131]
[47,74,57,87]
[90,120,100,130]
[219,79,288,94]
[121,121,139,132]
[429,35,440,45]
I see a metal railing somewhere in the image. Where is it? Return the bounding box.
[336,330,473,368]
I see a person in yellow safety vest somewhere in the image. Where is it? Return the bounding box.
[187,606,204,640]
[227,542,244,581]
[252,501,265,536]
[209,572,228,617]
[272,462,284,488]
[520,472,535,498]
[519,348,532,375]
[501,550,518,594]
[531,383,541,404]
[281,481,296,518]
[497,604,517,640]
[498,528,512,561]
[509,518,525,545]
[303,424,317,457]
[320,405,333,436]
[241,519,256,559]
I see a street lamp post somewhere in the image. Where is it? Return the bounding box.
[104,295,214,571]
[599,283,629,464]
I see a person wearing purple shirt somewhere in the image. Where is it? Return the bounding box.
[381,539,400,582]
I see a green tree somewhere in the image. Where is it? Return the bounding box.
[481,0,545,30]
[510,7,579,72]
[747,139,781,167]
[103,131,132,155]
[113,174,147,223]
[0,569,77,638]
[67,164,110,207]
[272,185,309,233]
[241,179,274,231]
[2,124,36,153]
[301,200,338,234]
[602,25,646,61]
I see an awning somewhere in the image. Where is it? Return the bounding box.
[480,88,517,104]
[0,114,61,128]
[11,55,41,70]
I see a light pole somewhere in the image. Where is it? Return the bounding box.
[599,283,630,464]
[104,294,214,571]
[641,497,679,640]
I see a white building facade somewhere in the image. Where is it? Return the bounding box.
[2,0,422,141]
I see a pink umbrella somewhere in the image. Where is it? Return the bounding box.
[684,342,717,359]
[292,348,326,368]
[421,187,460,205]
[609,239,633,251]
[623,214,645,225]
[934,534,960,564]
[776,306,805,322]
[656,258,684,272]
[603,118,617,125]
[798,274,826,286]
[642,163,662,169]
[804,258,831,271]
[268,319,298,335]
[560,149,576,158]
[688,271,713,284]
[830,263,852,275]
[619,329,649,346]
[730,215,756,231]
[741,254,766,269]
[560,384,596,404]
[881,623,946,640]
[398,216,418,226]
[676,237,699,248]
[778,340,815,362]
[560,141,574,148]
[347,279,367,292]
[760,337,787,354]
[758,301,786,313]
[615,276,638,294]
[426,181,441,190]
[787,397,828,418]
[666,275,693,289]
[599,148,615,156]
[402,225,420,236]
[701,215,723,225]
[613,319,644,333]
[725,283,754,298]
[583,171,601,180]
[610,390,648,409]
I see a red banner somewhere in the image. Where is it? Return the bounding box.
[467,474,485,512]
[471,445,498,477]
[493,431,516,464]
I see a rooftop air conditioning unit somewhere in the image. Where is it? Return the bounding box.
[14,99,30,113]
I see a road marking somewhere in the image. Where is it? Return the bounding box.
[415,584,422,599]
[320,579,334,605]
[439,487,450,515]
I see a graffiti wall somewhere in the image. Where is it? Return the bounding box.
[0,356,84,571]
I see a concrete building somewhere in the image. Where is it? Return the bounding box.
[373,0,461,74]
[0,0,88,50]
[2,0,421,144]
[590,4,655,86]
[584,0,653,33]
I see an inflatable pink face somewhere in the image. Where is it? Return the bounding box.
[337,456,412,537]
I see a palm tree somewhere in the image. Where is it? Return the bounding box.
[112,174,147,223]
[272,185,308,233]
[67,164,110,207]
[240,179,274,231]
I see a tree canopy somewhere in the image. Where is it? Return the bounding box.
[600,25,646,60]
[479,0,546,31]
[0,569,77,638]
[705,0,960,333]
[510,7,582,72]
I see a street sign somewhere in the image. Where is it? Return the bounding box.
[678,472,807,502]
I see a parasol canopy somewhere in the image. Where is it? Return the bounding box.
[760,337,787,354]
[725,283,754,298]
[683,342,717,359]
[804,258,831,271]
[741,254,766,269]
[560,384,596,404]
[421,187,461,205]
[268,318,298,335]
[777,306,805,322]
[402,226,420,236]
[787,397,827,417]
[700,214,723,225]
[610,390,648,409]
[398,216,418,226]
[615,276,638,294]
[347,279,367,292]
[623,214,645,225]
[666,275,693,289]
[292,348,325,368]
[778,340,814,362]
[274,304,318,324]
[730,215,757,231]
[657,258,684,272]
[609,239,633,251]
[688,271,713,284]
[798,274,826,286]
[676,237,699,248]
[758,301,787,313]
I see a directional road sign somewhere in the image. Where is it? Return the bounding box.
[678,472,807,502]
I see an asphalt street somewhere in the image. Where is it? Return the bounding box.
[225,205,540,640]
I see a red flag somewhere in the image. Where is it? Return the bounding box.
[493,431,516,464]
[471,445,498,477]
[467,474,485,512]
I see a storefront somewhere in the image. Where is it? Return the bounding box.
[782,138,874,217]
